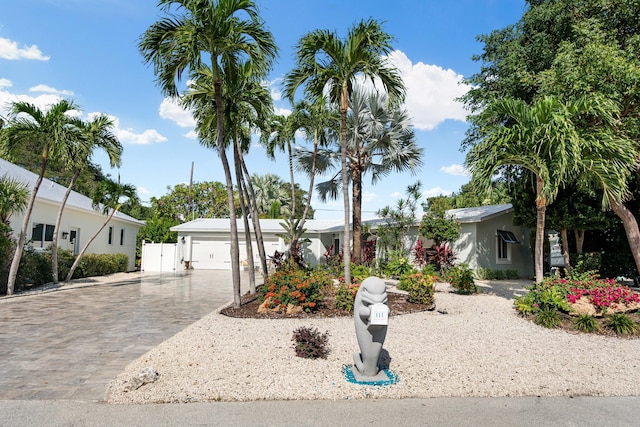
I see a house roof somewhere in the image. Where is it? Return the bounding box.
[0,158,144,226]
[171,218,344,234]
[445,204,513,224]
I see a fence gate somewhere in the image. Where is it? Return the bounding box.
[141,242,177,272]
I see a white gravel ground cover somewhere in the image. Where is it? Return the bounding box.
[107,282,640,404]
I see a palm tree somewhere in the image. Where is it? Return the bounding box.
[50,114,122,283]
[284,19,405,284]
[0,99,80,295]
[297,86,422,263]
[465,95,619,283]
[139,0,277,307]
[65,178,137,282]
[0,175,29,232]
[250,173,289,217]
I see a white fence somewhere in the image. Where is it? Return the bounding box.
[141,242,177,272]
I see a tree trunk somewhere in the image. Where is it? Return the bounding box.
[610,199,640,276]
[574,229,585,254]
[560,227,572,276]
[214,75,241,308]
[352,167,363,264]
[234,135,255,294]
[66,209,117,282]
[287,140,296,254]
[535,176,546,283]
[340,84,351,286]
[240,154,269,278]
[52,169,80,284]
[6,160,47,295]
[292,128,320,245]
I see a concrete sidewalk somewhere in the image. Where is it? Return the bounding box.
[1,396,640,426]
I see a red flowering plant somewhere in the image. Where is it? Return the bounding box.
[258,267,330,313]
[515,272,640,316]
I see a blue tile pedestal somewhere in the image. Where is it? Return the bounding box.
[343,365,398,386]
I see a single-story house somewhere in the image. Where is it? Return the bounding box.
[162,203,533,277]
[1,158,144,271]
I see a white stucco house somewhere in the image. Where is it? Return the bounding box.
[159,203,533,278]
[1,158,144,271]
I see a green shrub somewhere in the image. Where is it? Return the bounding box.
[292,327,330,359]
[75,253,129,278]
[258,267,329,312]
[573,314,599,333]
[605,313,637,336]
[572,252,601,275]
[475,267,493,280]
[384,255,415,278]
[447,264,477,294]
[421,263,440,279]
[535,308,561,328]
[15,245,51,291]
[334,283,360,311]
[505,269,519,280]
[398,271,436,305]
[493,269,505,280]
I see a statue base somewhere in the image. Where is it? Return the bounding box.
[343,365,398,386]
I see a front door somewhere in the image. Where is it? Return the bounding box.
[69,228,80,256]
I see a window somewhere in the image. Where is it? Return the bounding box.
[31,223,55,248]
[496,230,519,264]
[108,226,113,245]
[120,228,125,246]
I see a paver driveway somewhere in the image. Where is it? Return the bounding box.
[0,270,247,401]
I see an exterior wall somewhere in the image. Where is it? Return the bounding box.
[8,198,141,272]
[468,213,533,277]
[451,223,479,270]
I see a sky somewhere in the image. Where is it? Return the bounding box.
[0,0,527,220]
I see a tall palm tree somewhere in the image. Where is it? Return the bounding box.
[65,178,137,282]
[0,99,80,295]
[183,62,274,283]
[50,114,122,283]
[465,95,619,283]
[284,18,405,284]
[250,173,289,217]
[139,0,277,307]
[297,86,422,263]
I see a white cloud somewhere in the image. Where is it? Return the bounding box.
[185,130,198,139]
[274,106,291,117]
[390,191,403,199]
[99,114,167,145]
[0,87,66,118]
[267,77,283,101]
[29,84,74,96]
[0,78,12,89]
[387,50,470,131]
[362,191,377,203]
[159,97,196,128]
[440,164,469,176]
[0,37,50,61]
[422,186,454,198]
[136,186,151,196]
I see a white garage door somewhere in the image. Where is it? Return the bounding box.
[190,238,230,269]
[190,236,282,270]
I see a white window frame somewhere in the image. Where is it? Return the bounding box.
[31,222,55,249]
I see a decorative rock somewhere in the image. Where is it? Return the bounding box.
[126,367,159,391]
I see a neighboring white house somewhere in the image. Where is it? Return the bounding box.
[161,203,534,278]
[1,158,144,272]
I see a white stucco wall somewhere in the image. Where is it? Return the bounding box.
[8,198,142,272]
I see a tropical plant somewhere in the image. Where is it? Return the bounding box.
[291,327,330,359]
[51,114,122,284]
[334,282,360,312]
[0,175,29,231]
[465,95,620,283]
[605,313,637,336]
[297,86,421,264]
[573,314,599,334]
[397,271,436,306]
[428,243,456,276]
[65,178,137,281]
[534,308,561,329]
[284,18,405,285]
[139,0,277,307]
[447,264,477,295]
[0,99,81,295]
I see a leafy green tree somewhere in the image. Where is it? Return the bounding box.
[51,114,122,283]
[152,181,233,222]
[139,0,276,307]
[0,175,29,231]
[0,99,81,295]
[419,198,460,247]
[284,18,404,285]
[376,182,422,261]
[66,178,138,281]
[465,95,618,283]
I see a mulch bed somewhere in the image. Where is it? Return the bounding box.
[219,291,435,319]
